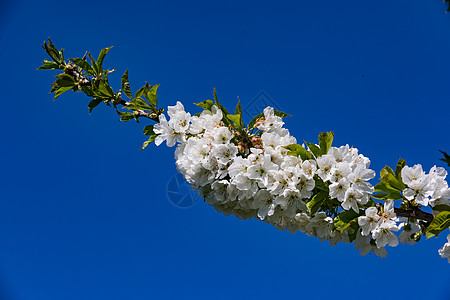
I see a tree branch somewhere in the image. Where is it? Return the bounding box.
[394,207,434,224]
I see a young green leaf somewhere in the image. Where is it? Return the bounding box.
[371,191,403,201]
[394,158,406,181]
[227,114,242,129]
[143,125,155,135]
[133,97,153,109]
[318,131,334,155]
[235,98,244,128]
[88,98,103,114]
[194,99,214,111]
[53,86,73,100]
[37,60,60,70]
[120,113,135,122]
[88,52,99,75]
[213,88,230,116]
[306,191,328,215]
[81,86,95,97]
[213,87,219,103]
[284,144,312,160]
[71,58,94,75]
[54,73,75,87]
[248,113,264,130]
[274,111,292,118]
[123,102,153,111]
[121,70,133,99]
[147,84,159,107]
[334,209,362,233]
[96,46,113,71]
[426,211,450,239]
[314,176,329,192]
[440,150,450,167]
[97,81,115,98]
[135,84,149,100]
[433,205,450,212]
[374,181,401,194]
[141,127,158,149]
[380,169,406,191]
[42,38,64,65]
[305,142,322,158]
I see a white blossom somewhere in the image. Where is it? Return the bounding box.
[152,102,450,263]
[358,207,380,236]
[438,235,450,263]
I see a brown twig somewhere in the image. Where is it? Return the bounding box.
[394,207,434,224]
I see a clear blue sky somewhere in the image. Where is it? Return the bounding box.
[0,0,449,299]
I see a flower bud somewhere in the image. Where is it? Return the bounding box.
[254,117,265,129]
[251,136,264,149]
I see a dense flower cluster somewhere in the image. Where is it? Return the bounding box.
[37,40,450,263]
[401,164,450,208]
[154,101,450,262]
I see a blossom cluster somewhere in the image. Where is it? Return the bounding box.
[153,101,450,262]
[401,164,450,208]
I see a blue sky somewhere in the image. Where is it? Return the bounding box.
[1,0,450,299]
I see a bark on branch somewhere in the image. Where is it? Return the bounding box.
[394,207,434,224]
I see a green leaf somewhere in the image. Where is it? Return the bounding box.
[147,84,159,107]
[88,98,102,114]
[248,113,264,130]
[213,87,220,104]
[123,102,153,111]
[194,99,214,111]
[37,60,60,70]
[284,144,312,160]
[235,98,243,116]
[121,70,133,99]
[227,114,242,128]
[306,191,328,215]
[433,205,450,212]
[374,181,400,193]
[54,73,75,87]
[371,191,403,201]
[440,150,450,167]
[318,131,334,155]
[334,209,362,233]
[235,98,244,128]
[53,86,72,100]
[141,133,158,150]
[118,112,134,122]
[96,46,113,70]
[98,80,114,98]
[134,97,152,109]
[88,52,99,75]
[213,88,230,117]
[71,58,94,75]
[371,192,390,200]
[305,142,322,158]
[380,169,406,191]
[314,177,329,192]
[274,111,292,118]
[380,165,395,177]
[42,38,64,65]
[135,84,148,100]
[212,88,234,127]
[143,125,155,135]
[394,158,406,181]
[426,211,450,239]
